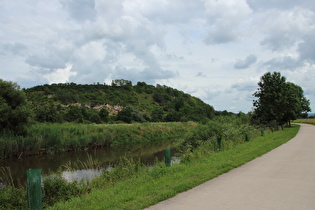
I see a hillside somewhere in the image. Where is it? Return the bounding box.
[25,80,215,124]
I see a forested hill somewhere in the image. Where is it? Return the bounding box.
[25,79,216,124]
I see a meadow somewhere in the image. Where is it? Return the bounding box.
[293,118,315,125]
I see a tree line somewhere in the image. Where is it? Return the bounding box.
[0,72,311,135]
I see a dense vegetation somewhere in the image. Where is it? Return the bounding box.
[0,122,299,209]
[0,79,33,135]
[0,122,196,159]
[252,72,310,129]
[25,80,215,124]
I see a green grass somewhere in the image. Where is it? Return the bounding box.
[0,122,197,159]
[49,125,300,210]
[293,118,315,125]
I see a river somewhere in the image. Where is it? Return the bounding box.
[0,140,179,187]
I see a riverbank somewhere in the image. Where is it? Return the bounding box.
[0,122,197,159]
[49,125,299,209]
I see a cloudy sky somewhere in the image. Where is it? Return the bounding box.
[1,0,315,113]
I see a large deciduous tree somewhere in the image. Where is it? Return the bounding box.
[0,79,33,134]
[252,72,310,129]
[282,82,310,126]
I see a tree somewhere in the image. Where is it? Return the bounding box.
[252,72,310,129]
[99,108,109,122]
[0,79,33,134]
[282,82,310,126]
[64,106,83,122]
[117,106,146,123]
[151,107,164,122]
[89,112,102,124]
[35,104,62,123]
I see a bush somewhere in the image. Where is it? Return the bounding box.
[0,186,27,209]
[42,175,88,207]
[0,79,33,135]
[117,106,146,123]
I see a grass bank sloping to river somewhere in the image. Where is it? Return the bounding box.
[49,125,300,209]
[0,122,197,159]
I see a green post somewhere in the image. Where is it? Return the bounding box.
[245,133,249,142]
[261,128,265,136]
[165,148,171,167]
[217,137,222,150]
[27,169,42,210]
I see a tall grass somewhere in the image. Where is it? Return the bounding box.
[0,122,197,159]
[62,153,103,171]
[0,167,14,187]
[181,116,262,154]
[293,118,315,125]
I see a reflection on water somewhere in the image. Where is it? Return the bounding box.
[62,169,102,182]
[0,140,179,186]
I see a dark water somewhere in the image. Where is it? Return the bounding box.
[0,140,179,186]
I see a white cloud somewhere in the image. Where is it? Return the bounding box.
[203,0,252,44]
[43,64,77,84]
[257,8,315,51]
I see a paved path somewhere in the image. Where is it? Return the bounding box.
[148,124,315,210]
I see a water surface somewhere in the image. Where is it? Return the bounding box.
[0,140,179,186]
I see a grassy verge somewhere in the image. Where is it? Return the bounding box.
[293,118,315,125]
[49,125,300,210]
[0,122,196,159]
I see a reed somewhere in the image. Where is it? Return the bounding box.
[0,122,197,159]
[0,166,15,187]
[62,153,103,171]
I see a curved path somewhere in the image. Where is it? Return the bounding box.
[148,124,315,210]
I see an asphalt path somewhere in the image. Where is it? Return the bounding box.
[148,124,315,210]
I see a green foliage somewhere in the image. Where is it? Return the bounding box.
[0,122,196,158]
[99,108,109,122]
[65,106,84,122]
[0,79,33,134]
[25,81,215,124]
[182,115,258,149]
[42,175,89,207]
[151,107,164,122]
[94,156,146,186]
[0,186,27,209]
[282,82,311,125]
[0,173,89,209]
[117,106,146,123]
[252,72,311,129]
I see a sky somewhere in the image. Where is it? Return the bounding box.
[1,0,315,113]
